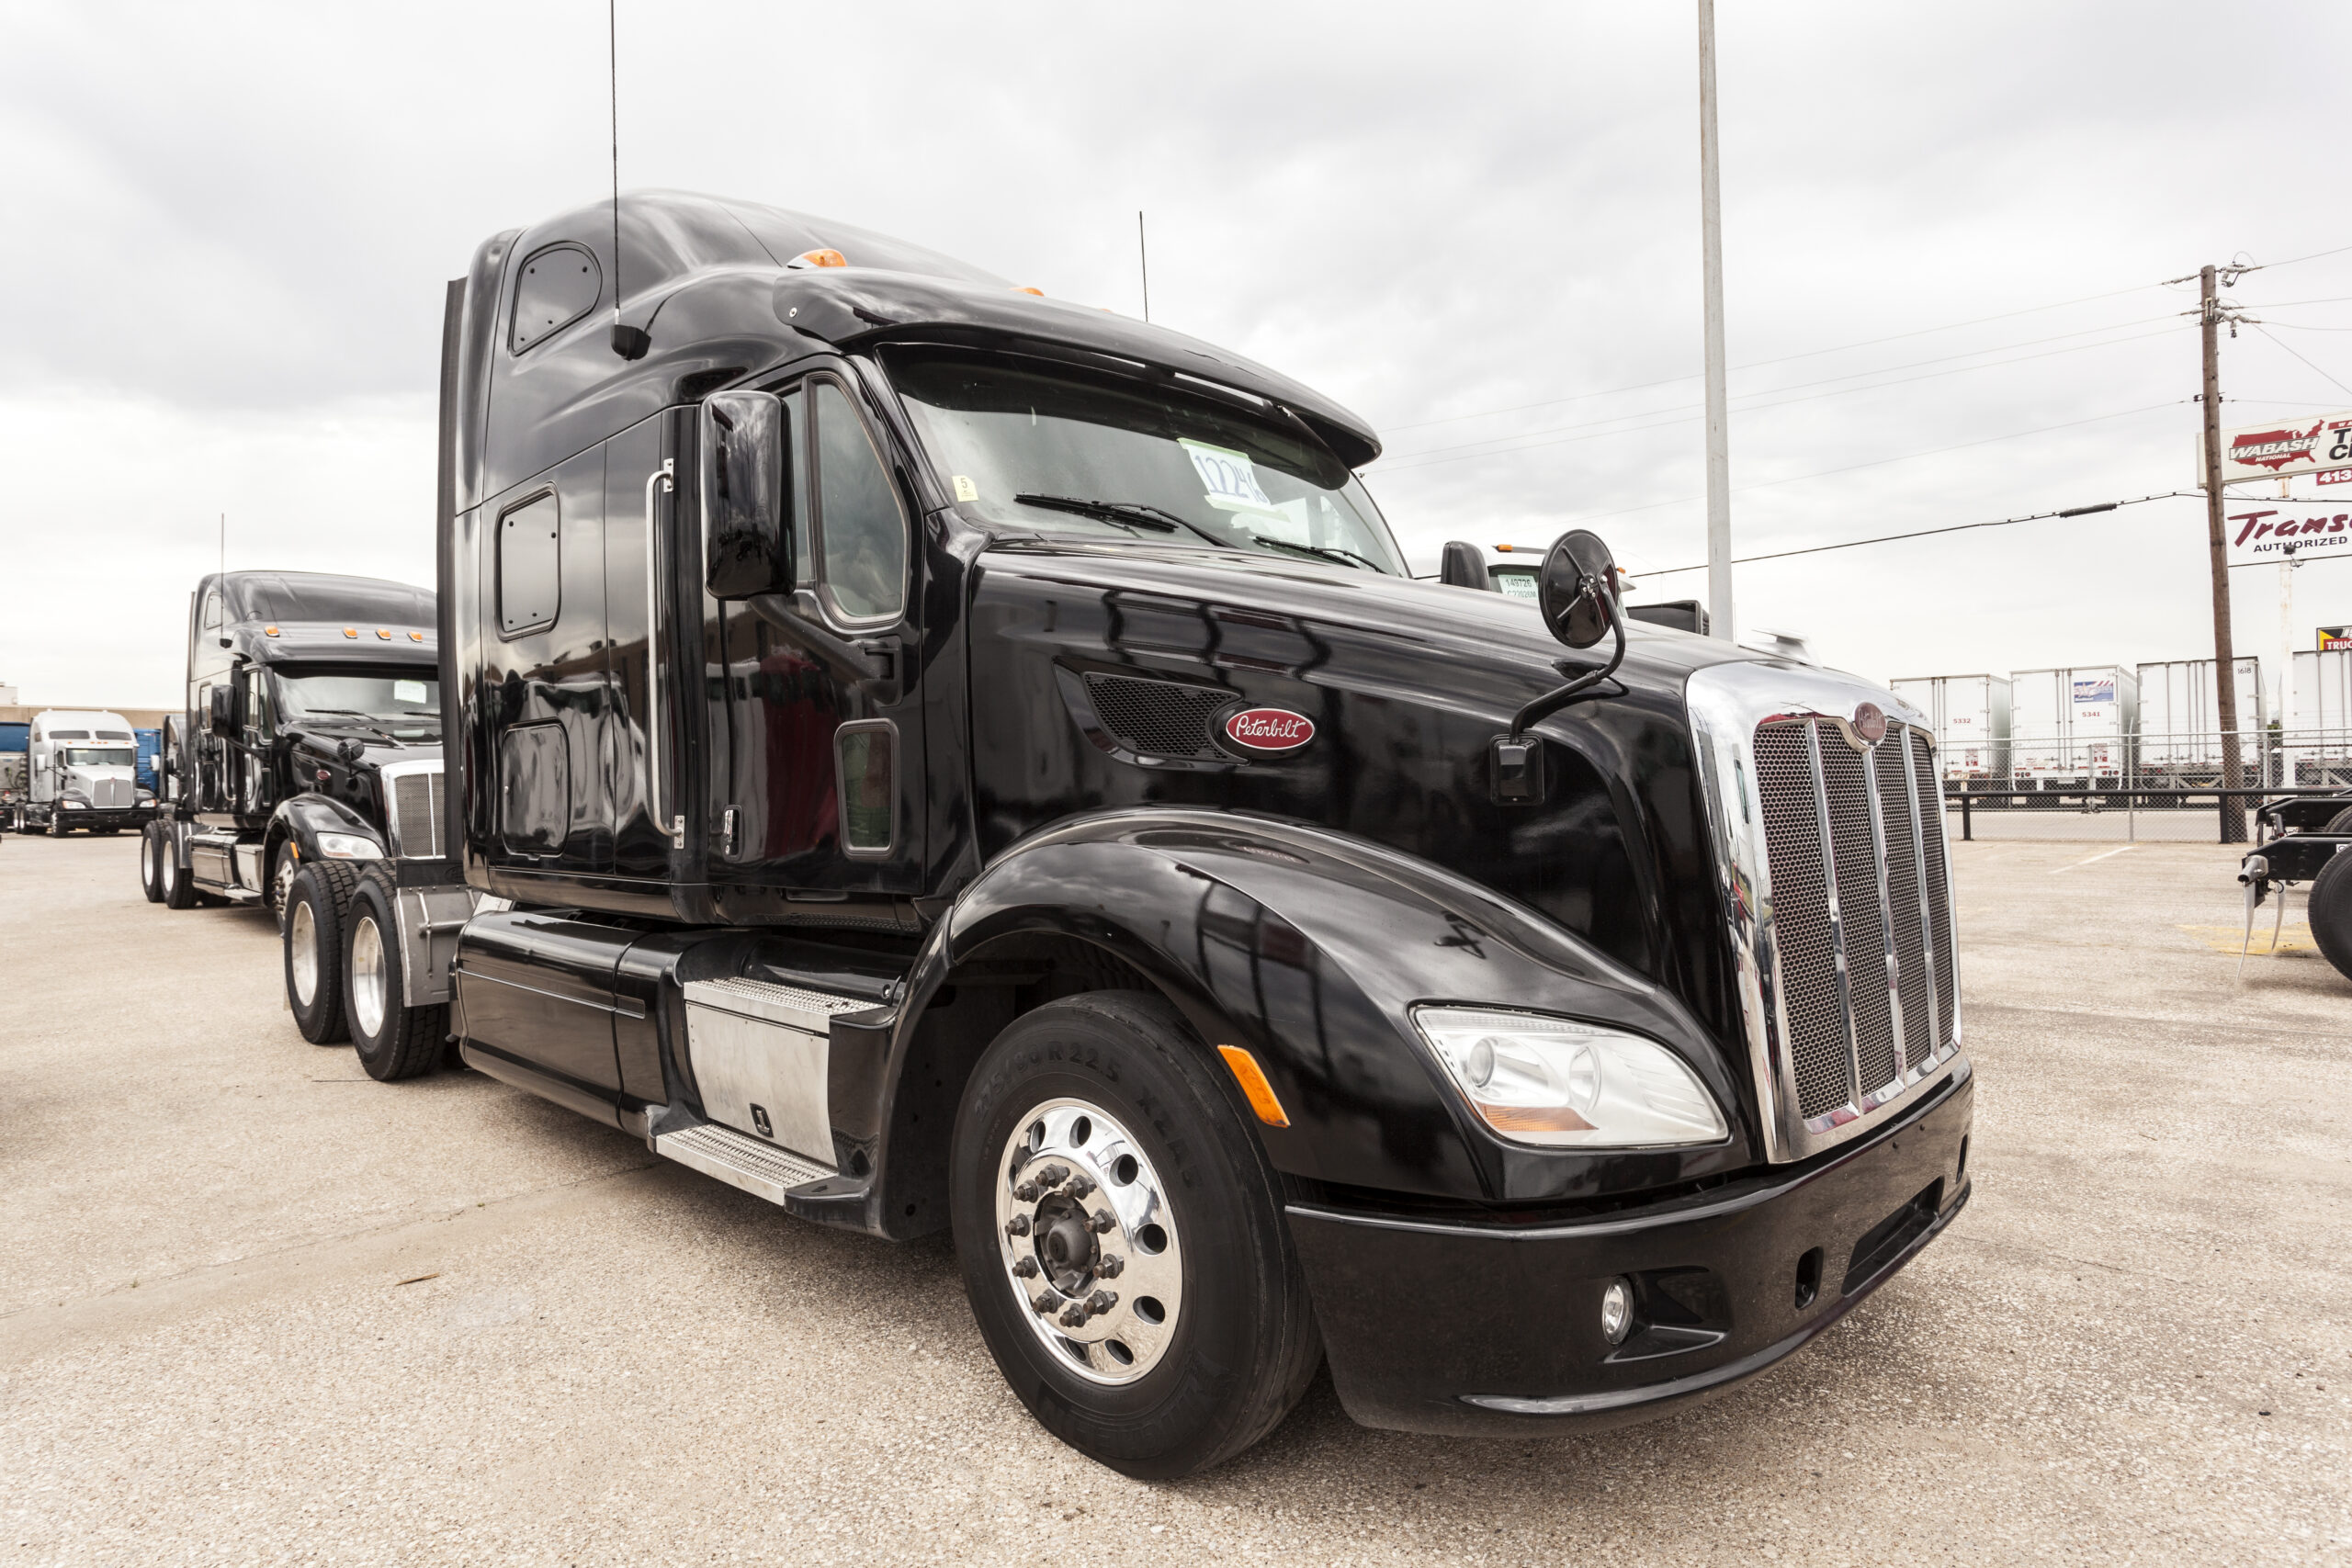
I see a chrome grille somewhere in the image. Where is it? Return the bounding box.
[1747,715,1958,1134]
[388,766,445,860]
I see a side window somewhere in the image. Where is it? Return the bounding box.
[498,491,560,636]
[201,592,223,634]
[811,381,907,622]
[511,243,602,354]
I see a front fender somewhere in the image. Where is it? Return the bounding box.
[905,807,1758,1208]
[267,793,385,873]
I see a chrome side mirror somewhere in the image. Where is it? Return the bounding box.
[700,389,795,600]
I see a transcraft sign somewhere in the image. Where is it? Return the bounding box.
[2227,504,2352,565]
[2205,411,2352,485]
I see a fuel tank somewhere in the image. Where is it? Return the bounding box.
[963,538,1764,1046]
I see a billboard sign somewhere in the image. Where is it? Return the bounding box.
[2226,503,2352,565]
[2323,626,2352,652]
[2206,411,2352,486]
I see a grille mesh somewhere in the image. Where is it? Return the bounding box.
[1911,728,1956,1046]
[1082,673,1228,759]
[1753,724,1850,1116]
[1876,739,1932,1071]
[1752,716,1955,1122]
[390,771,445,860]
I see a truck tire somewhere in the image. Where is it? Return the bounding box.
[139,823,164,902]
[949,990,1321,1480]
[284,861,359,1043]
[2308,852,2352,983]
[343,867,447,1081]
[2324,807,2352,835]
[160,829,198,909]
[48,812,68,838]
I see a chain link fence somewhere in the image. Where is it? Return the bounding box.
[1939,728,2352,842]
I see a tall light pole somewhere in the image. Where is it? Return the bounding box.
[1698,0,1734,641]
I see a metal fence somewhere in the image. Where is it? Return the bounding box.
[1937,728,2352,842]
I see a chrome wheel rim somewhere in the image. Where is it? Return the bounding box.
[274,854,296,931]
[995,1098,1183,1385]
[351,913,387,1038]
[140,834,153,887]
[289,899,319,1007]
[161,847,176,897]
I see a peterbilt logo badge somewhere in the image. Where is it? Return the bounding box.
[1852,703,1888,745]
[1222,707,1315,754]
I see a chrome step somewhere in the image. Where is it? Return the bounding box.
[681,976,876,1032]
[653,1122,833,1206]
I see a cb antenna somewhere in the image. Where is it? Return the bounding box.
[608,0,649,360]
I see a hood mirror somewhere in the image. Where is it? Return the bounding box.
[1439,540,1493,591]
[1537,529,1621,649]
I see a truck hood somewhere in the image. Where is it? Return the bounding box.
[966,537,1842,1050]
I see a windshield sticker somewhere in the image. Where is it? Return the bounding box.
[394,680,427,704]
[952,475,979,502]
[1180,439,1282,516]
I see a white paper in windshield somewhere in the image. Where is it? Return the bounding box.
[1180,439,1281,517]
[394,680,427,704]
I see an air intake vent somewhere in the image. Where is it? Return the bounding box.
[1081,673,1229,760]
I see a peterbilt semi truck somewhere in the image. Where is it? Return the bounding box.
[10,710,151,835]
[334,191,1973,1478]
[146,573,450,1048]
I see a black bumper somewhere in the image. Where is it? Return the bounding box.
[1290,1063,1973,1435]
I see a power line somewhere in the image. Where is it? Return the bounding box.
[1376,326,2178,474]
[1381,281,2174,434]
[1627,490,2199,579]
[1542,400,2183,530]
[2250,324,2352,400]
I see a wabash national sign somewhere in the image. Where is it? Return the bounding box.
[2207,410,2352,486]
[1220,707,1316,755]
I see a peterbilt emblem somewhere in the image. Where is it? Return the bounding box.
[1852,703,1888,745]
[1221,707,1315,754]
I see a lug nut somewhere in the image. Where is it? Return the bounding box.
[1005,1214,1031,1236]
[1031,1292,1057,1315]
[1066,1173,1095,1199]
[1037,1164,1069,1189]
[1088,1209,1116,1234]
[1012,1258,1038,1278]
[1095,1255,1124,1279]
[1086,1290,1118,1315]
[1059,1303,1089,1328]
[1013,1181,1040,1203]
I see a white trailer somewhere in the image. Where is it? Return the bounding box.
[1888,674,2010,780]
[2134,657,2263,777]
[2290,649,2352,785]
[2010,665,2138,785]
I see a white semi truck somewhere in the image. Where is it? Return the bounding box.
[9,709,153,835]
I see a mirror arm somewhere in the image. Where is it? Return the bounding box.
[1506,588,1625,739]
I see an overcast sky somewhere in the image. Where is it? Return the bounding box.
[6,1,2352,712]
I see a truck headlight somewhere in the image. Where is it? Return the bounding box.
[1411,1007,1728,1149]
[314,831,382,860]
[61,798,87,809]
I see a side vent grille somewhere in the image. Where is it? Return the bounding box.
[1081,673,1228,760]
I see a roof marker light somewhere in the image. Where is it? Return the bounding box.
[264,626,279,637]
[409,632,424,642]
[343,628,357,638]
[786,249,847,269]
[377,629,391,640]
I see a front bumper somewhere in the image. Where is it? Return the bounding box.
[1290,1062,1973,1435]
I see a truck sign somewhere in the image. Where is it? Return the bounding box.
[2206,410,2352,487]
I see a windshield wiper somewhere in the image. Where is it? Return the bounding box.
[1249,536,1385,572]
[1013,494,1238,550]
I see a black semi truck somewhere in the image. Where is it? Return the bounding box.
[147,571,461,1042]
[338,191,1972,1477]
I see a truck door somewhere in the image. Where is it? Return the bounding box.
[709,369,924,897]
[604,412,686,882]
[481,448,609,876]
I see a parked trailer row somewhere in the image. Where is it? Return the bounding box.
[1896,658,2268,788]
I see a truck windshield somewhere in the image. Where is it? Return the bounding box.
[61,747,133,766]
[887,350,1407,574]
[276,671,440,731]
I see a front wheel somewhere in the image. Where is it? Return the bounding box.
[284,861,358,1043]
[2309,852,2352,983]
[48,812,68,838]
[950,991,1321,1479]
[343,867,447,1080]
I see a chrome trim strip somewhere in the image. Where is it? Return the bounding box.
[1686,662,1966,1163]
[1860,727,1905,1092]
[643,458,683,851]
[452,963,649,1019]
[1803,720,1860,1110]
[1901,724,1942,1058]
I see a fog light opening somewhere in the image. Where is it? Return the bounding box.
[1794,1247,1825,1311]
[1955,1135,1970,1188]
[1600,1278,1634,1345]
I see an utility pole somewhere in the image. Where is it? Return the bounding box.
[1697,0,1734,641]
[2201,263,2246,842]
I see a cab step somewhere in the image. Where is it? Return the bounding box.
[652,1122,833,1205]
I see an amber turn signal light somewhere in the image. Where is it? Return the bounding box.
[1216,1045,1290,1128]
[342,628,357,638]
[788,248,847,268]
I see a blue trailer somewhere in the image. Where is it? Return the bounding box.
[135,728,161,794]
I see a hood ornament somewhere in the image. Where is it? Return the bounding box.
[1851,702,1888,746]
